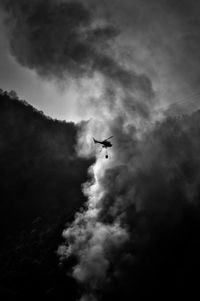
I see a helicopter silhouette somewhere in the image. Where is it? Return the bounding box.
[93,136,114,159]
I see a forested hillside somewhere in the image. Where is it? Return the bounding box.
[0,90,93,299]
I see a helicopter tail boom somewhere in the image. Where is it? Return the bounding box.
[93,138,99,144]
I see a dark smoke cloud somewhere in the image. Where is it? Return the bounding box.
[0,1,120,81]
[1,0,116,78]
[1,0,155,104]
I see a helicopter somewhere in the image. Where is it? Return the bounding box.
[93,136,114,158]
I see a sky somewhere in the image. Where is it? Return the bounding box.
[0,12,80,121]
[1,0,200,122]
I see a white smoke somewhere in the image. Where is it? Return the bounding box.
[57,64,158,299]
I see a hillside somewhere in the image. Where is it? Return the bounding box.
[0,90,93,299]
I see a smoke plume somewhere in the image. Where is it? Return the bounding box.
[56,17,157,300]
[1,0,128,83]
[59,109,200,301]
[56,2,200,300]
[2,0,200,300]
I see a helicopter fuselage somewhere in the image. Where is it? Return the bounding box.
[101,140,112,148]
[93,139,112,148]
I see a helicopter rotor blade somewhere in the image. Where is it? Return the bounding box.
[105,135,114,140]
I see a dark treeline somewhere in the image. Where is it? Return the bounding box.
[0,89,93,299]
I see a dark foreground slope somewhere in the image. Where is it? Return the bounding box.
[0,90,93,299]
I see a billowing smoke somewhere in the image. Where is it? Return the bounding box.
[59,107,200,301]
[55,18,157,300]
[1,0,118,79]
[56,2,200,300]
[2,1,200,300]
